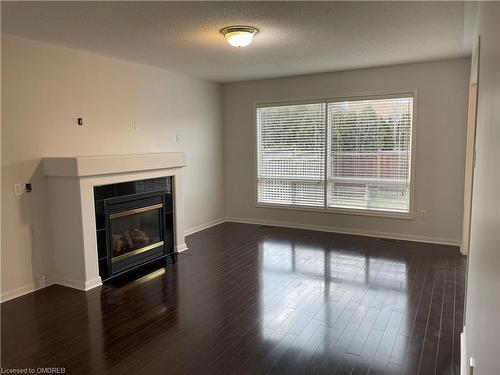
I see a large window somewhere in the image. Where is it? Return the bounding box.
[256,93,414,216]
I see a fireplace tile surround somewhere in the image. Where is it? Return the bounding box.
[43,153,186,291]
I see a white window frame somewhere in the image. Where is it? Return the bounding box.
[254,90,417,220]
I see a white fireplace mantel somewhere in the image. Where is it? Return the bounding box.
[43,153,187,291]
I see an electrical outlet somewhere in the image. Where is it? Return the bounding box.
[419,210,426,220]
[39,275,47,287]
[76,117,84,126]
[25,183,32,193]
[14,183,22,196]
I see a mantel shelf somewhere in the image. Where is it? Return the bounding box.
[43,153,186,177]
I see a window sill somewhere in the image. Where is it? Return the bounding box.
[256,202,414,220]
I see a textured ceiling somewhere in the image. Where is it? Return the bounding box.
[2,1,471,82]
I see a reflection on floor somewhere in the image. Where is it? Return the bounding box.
[1,222,465,374]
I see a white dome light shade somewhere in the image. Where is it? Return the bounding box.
[220,26,258,48]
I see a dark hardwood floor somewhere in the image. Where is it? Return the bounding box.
[1,222,465,374]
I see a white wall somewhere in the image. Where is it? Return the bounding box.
[222,58,470,245]
[1,35,224,299]
[464,3,500,374]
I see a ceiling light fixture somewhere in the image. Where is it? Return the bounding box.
[220,25,258,48]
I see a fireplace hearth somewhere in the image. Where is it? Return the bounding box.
[94,177,175,282]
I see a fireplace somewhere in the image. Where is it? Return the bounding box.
[43,153,186,290]
[94,177,174,282]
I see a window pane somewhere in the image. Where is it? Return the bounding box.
[327,97,413,213]
[257,103,326,207]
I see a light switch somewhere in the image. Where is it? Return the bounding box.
[14,183,22,196]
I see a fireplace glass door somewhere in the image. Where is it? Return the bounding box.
[110,204,163,262]
[106,192,166,273]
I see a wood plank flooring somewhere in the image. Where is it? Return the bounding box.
[1,222,465,374]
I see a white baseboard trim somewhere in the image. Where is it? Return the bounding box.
[461,327,467,375]
[185,217,227,236]
[51,275,102,291]
[84,277,103,290]
[460,245,468,256]
[175,243,188,253]
[0,282,43,303]
[225,217,461,247]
